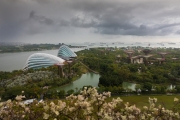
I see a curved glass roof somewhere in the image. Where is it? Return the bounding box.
[23,53,65,70]
[57,45,77,60]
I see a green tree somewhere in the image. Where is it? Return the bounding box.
[143,82,152,92]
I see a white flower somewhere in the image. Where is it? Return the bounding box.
[19,103,25,108]
[128,115,135,119]
[25,107,30,113]
[44,105,49,111]
[50,102,55,108]
[15,95,25,101]
[153,98,157,103]
[150,117,155,120]
[175,112,179,117]
[121,115,126,120]
[143,106,148,110]
[68,107,75,112]
[77,95,84,101]
[54,111,59,116]
[141,115,145,119]
[43,113,49,119]
[104,113,113,120]
[174,97,179,102]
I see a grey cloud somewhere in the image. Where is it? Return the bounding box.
[95,22,180,36]
[29,11,35,19]
[29,11,54,25]
[1,0,180,42]
[33,0,50,4]
[96,24,155,36]
[156,23,180,30]
[60,20,70,26]
[176,30,180,34]
[66,0,180,36]
[70,17,97,28]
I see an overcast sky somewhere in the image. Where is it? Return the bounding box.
[1,0,180,44]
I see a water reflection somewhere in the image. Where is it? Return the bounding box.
[54,72,175,92]
[122,82,136,91]
[167,84,176,90]
[56,73,100,92]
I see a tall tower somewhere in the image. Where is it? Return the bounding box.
[55,63,64,78]
[124,50,134,63]
[116,55,121,62]
[158,52,168,59]
[66,60,73,76]
[142,49,152,66]
[143,56,151,66]
[143,49,151,55]
[157,52,168,64]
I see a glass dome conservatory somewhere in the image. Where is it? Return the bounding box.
[57,45,77,60]
[23,53,65,70]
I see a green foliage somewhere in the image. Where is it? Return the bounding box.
[78,48,180,88]
[0,44,60,53]
[0,58,90,100]
[155,86,167,94]
[0,70,23,80]
[67,89,74,95]
[99,74,123,86]
[143,82,152,92]
[176,86,180,93]
[1,86,44,100]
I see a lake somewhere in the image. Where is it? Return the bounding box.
[53,72,139,92]
[55,72,100,92]
[53,72,175,92]
[122,82,137,91]
[0,48,83,71]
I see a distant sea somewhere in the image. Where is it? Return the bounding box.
[0,42,179,71]
[79,42,180,48]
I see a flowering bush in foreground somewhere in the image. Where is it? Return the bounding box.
[0,87,180,120]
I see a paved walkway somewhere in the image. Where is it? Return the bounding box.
[78,61,99,74]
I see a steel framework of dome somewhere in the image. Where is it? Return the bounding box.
[57,45,77,60]
[23,53,65,70]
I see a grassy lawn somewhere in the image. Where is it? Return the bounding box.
[111,95,180,109]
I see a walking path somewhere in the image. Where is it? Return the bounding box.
[78,61,99,74]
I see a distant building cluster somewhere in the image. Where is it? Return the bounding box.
[123,48,172,65]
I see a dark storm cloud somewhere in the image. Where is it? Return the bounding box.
[1,0,180,42]
[29,11,54,25]
[95,24,155,36]
[94,21,180,36]
[156,23,180,30]
[67,0,180,36]
[0,0,31,41]
[70,17,97,28]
